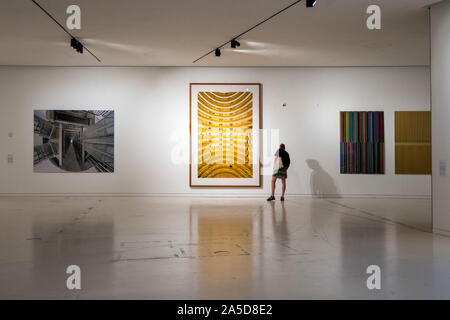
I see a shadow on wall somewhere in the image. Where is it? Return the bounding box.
[306,159,340,198]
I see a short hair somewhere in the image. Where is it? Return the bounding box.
[280,143,285,150]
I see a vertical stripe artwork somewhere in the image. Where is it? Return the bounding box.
[340,111,385,174]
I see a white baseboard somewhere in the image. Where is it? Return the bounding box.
[433,228,450,238]
[0,193,432,199]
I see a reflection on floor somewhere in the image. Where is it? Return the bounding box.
[0,196,448,299]
[327,198,432,232]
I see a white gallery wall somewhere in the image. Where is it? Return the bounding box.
[431,1,450,234]
[0,66,431,197]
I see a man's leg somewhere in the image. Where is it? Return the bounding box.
[281,178,286,197]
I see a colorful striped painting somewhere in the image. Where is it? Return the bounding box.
[340,111,385,174]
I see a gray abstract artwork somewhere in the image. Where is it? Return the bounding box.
[33,110,114,173]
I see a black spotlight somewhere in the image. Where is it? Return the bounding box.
[215,48,221,57]
[70,38,83,54]
[306,0,317,7]
[231,39,240,49]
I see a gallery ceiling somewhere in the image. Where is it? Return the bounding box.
[0,0,441,66]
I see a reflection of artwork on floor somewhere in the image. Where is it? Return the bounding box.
[395,111,431,175]
[190,84,261,187]
[340,111,384,174]
[34,110,114,173]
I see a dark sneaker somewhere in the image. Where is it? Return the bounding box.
[267,196,275,201]
[280,197,285,201]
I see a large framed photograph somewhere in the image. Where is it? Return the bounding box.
[34,110,114,173]
[190,83,262,187]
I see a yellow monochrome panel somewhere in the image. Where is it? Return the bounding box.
[395,111,431,175]
[197,91,253,178]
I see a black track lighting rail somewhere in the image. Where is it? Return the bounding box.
[192,0,305,63]
[30,0,101,63]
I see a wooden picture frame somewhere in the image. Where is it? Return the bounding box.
[190,83,262,188]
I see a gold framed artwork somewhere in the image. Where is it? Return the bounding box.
[395,111,431,175]
[190,83,262,187]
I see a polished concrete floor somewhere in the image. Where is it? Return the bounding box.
[1,196,449,299]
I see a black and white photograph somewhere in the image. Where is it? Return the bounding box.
[33,110,114,173]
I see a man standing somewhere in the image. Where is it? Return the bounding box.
[267,144,290,201]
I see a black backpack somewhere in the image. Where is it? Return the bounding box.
[280,149,291,169]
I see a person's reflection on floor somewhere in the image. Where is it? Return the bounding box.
[269,201,289,244]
